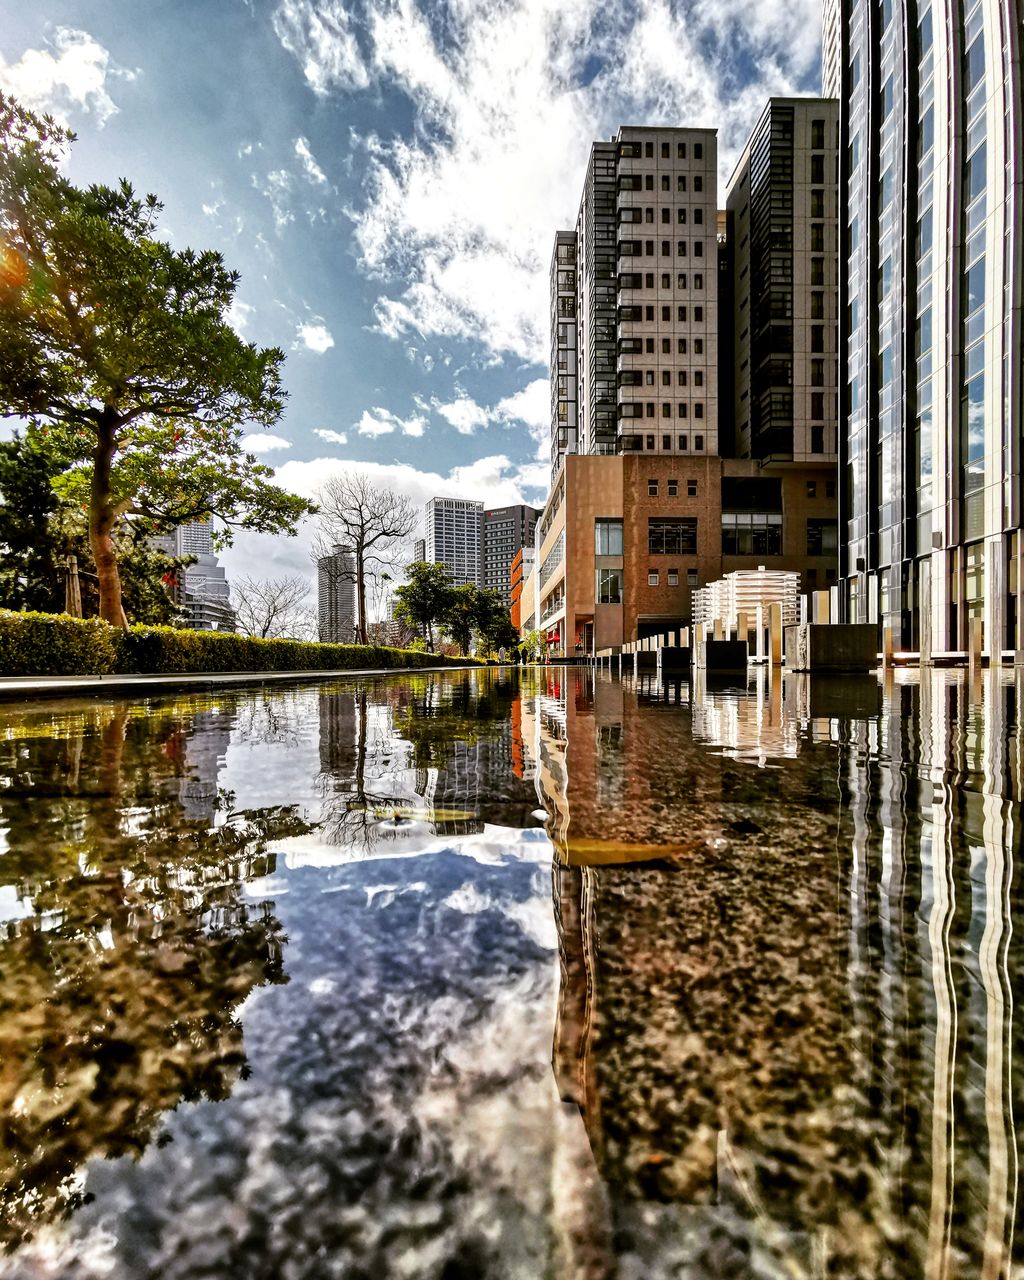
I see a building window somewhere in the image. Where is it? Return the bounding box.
[679,434,688,449]
[811,118,825,149]
[648,570,660,586]
[646,402,655,417]
[661,370,672,386]
[645,338,655,352]
[678,176,687,193]
[811,359,825,386]
[667,569,679,586]
[667,479,678,496]
[678,241,687,256]
[678,206,687,222]
[645,239,655,255]
[694,433,704,450]
[644,141,654,157]
[645,306,655,320]
[721,512,782,555]
[596,567,624,604]
[645,370,655,385]
[694,403,704,419]
[648,479,659,496]
[811,154,825,183]
[678,370,688,387]
[661,243,670,258]
[694,142,703,160]
[662,338,671,353]
[661,404,672,418]
[693,208,703,224]
[694,307,703,322]
[678,304,687,320]
[811,189,825,217]
[646,433,655,449]
[661,141,670,158]
[661,208,670,223]
[694,239,703,257]
[677,142,687,159]
[811,425,825,453]
[811,223,825,252]
[694,370,704,387]
[811,391,825,419]
[645,272,655,287]
[811,291,824,319]
[678,338,687,354]
[679,404,688,418]
[687,569,698,587]
[806,519,838,556]
[662,432,672,447]
[661,174,670,190]
[687,480,697,497]
[646,208,654,223]
[693,176,703,192]
[595,519,623,555]
[694,338,703,353]
[693,273,703,289]
[811,258,824,286]
[649,517,698,554]
[811,325,825,353]
[661,305,671,320]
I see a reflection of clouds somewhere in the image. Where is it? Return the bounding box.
[276,822,552,871]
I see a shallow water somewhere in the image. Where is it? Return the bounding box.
[0,666,1020,1278]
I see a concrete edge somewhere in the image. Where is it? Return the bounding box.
[0,664,494,704]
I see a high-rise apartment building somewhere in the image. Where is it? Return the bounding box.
[317,544,356,643]
[726,99,840,465]
[828,0,1024,656]
[552,127,721,469]
[536,120,840,655]
[482,505,539,602]
[423,498,484,587]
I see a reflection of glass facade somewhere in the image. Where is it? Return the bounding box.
[830,0,1023,656]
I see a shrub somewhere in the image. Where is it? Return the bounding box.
[0,610,485,678]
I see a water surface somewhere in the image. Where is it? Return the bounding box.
[0,666,1020,1278]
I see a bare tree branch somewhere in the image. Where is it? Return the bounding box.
[313,473,416,644]
[232,574,316,640]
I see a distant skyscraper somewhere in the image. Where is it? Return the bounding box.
[318,544,356,642]
[828,0,1024,655]
[151,519,234,631]
[423,498,483,587]
[482,505,539,602]
[413,538,425,563]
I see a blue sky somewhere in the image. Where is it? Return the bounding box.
[1,0,822,585]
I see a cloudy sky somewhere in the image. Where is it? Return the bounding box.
[1,0,823,586]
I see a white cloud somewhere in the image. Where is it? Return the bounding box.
[0,27,136,126]
[294,136,328,185]
[355,407,427,438]
[272,0,370,95]
[254,168,295,231]
[295,320,335,353]
[274,0,819,364]
[241,432,292,454]
[226,298,255,334]
[219,453,547,589]
[314,428,349,446]
[432,393,490,436]
[493,378,551,459]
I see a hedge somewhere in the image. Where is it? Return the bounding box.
[0,610,485,678]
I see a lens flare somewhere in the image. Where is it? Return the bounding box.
[0,240,29,289]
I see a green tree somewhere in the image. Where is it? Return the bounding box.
[0,95,315,627]
[0,429,187,622]
[393,560,455,652]
[474,588,519,655]
[442,582,484,656]
[519,627,544,663]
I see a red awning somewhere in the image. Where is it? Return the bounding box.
[546,630,560,642]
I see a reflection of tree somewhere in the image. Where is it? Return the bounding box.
[0,701,312,1250]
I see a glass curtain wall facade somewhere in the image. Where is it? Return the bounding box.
[832,0,1024,656]
[550,232,578,482]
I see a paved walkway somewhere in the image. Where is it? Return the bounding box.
[0,665,483,703]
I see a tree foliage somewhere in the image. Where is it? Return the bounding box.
[0,93,315,626]
[393,560,456,652]
[0,429,187,623]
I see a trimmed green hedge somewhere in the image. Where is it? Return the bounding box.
[0,610,484,678]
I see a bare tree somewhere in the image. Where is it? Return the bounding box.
[313,474,416,644]
[232,574,316,640]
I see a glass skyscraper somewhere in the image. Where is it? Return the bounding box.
[828,0,1023,657]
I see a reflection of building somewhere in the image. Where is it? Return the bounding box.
[178,710,233,822]
[532,665,1024,1275]
[827,0,1024,655]
[317,544,356,643]
[424,498,483,587]
[152,519,235,631]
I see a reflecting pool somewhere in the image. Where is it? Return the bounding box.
[0,666,1020,1278]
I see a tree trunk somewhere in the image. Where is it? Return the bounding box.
[355,542,368,644]
[89,407,127,628]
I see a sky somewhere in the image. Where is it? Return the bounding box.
[0,0,823,590]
